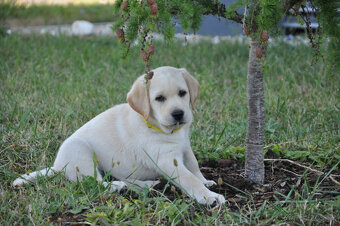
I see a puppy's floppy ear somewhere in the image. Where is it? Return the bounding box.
[180,68,200,108]
[127,76,150,119]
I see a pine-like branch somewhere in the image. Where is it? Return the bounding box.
[192,0,305,24]
[167,0,243,24]
[283,0,305,13]
[197,0,243,23]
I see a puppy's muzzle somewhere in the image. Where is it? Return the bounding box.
[171,109,184,122]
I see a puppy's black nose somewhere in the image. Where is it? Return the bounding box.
[171,109,184,121]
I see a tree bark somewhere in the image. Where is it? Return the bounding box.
[245,39,266,184]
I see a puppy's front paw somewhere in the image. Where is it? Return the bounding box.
[212,193,226,205]
[203,180,216,187]
[197,191,226,205]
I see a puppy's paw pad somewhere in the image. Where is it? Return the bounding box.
[104,181,127,192]
[112,181,127,191]
[12,178,26,187]
[204,180,216,187]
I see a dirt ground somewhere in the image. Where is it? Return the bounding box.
[49,151,339,224]
[48,152,340,225]
[151,150,340,209]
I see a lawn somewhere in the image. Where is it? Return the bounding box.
[1,3,116,27]
[0,34,339,224]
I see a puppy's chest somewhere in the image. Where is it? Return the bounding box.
[129,134,189,163]
[101,135,189,180]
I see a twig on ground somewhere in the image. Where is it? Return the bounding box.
[65,222,92,225]
[278,167,302,177]
[264,158,340,185]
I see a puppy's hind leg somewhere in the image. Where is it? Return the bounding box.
[53,137,126,192]
[13,167,57,187]
[53,138,100,182]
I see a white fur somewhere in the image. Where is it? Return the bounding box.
[13,66,225,205]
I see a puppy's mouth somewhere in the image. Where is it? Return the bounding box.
[164,121,186,129]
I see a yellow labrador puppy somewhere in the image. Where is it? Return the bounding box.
[13,66,225,205]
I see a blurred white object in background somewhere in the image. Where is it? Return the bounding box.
[71,20,94,36]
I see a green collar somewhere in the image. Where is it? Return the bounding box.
[142,116,182,134]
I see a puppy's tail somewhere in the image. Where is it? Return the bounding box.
[12,167,57,187]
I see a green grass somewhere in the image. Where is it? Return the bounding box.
[1,3,116,27]
[0,34,339,224]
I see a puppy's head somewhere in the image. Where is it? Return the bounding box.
[127,66,199,133]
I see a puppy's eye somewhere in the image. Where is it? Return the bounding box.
[178,90,187,97]
[155,95,166,102]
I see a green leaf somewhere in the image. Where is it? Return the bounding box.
[68,205,90,214]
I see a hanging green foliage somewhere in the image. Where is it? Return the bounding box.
[256,0,283,35]
[314,0,340,70]
[113,0,339,70]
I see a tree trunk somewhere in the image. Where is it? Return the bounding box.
[245,39,266,184]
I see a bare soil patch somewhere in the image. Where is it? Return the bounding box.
[48,152,339,224]
[152,151,339,209]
